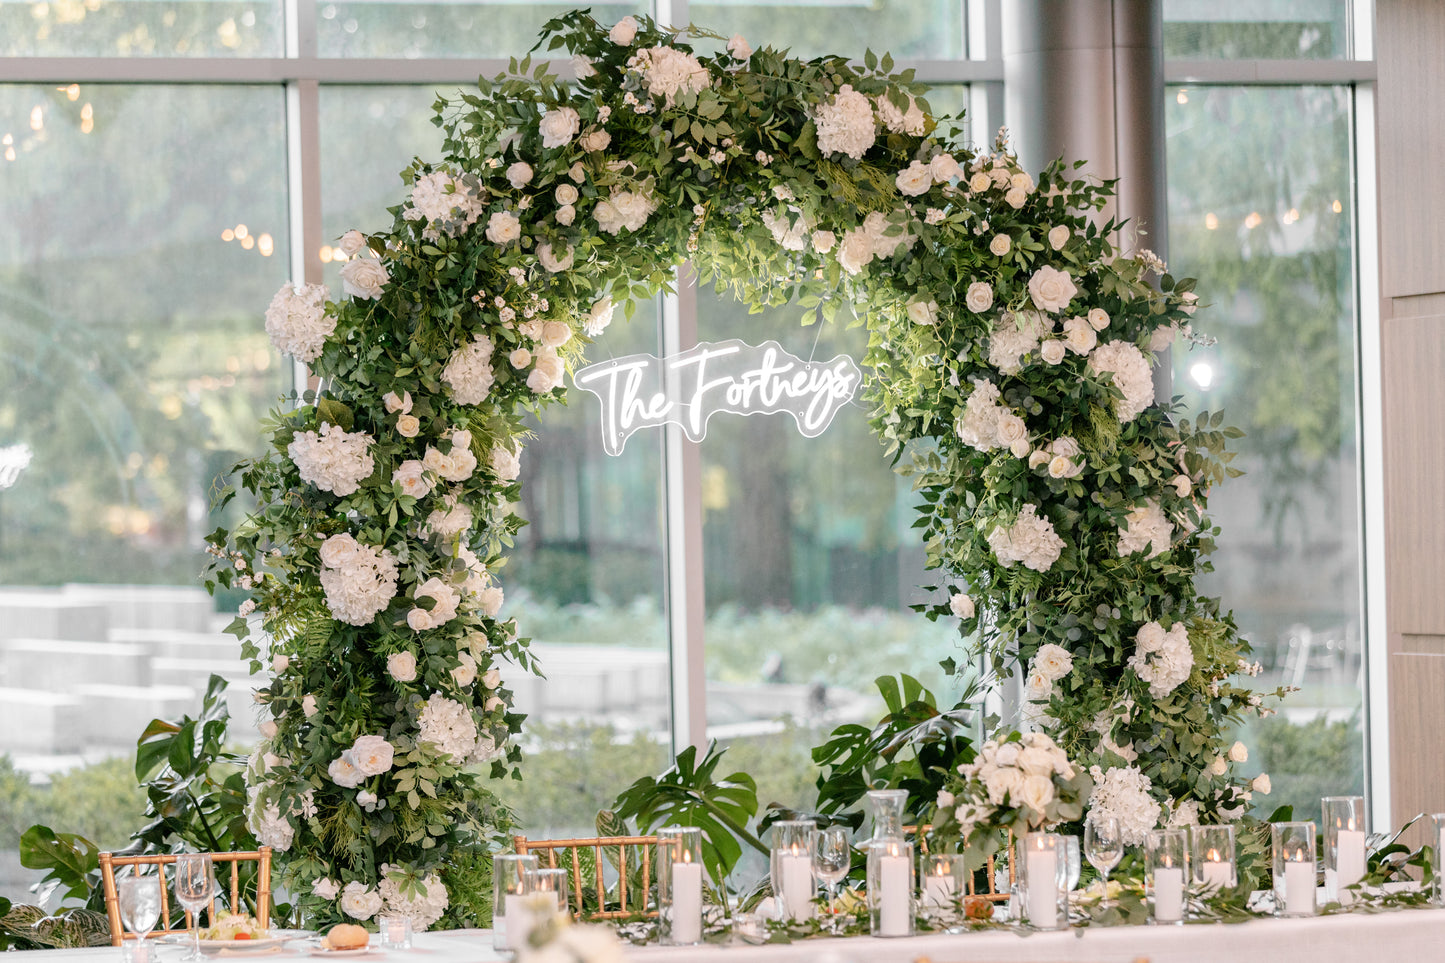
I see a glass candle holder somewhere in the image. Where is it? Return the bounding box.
[1146,829,1189,924]
[1272,821,1317,917]
[377,913,412,950]
[659,827,705,945]
[1057,835,1080,893]
[492,853,539,951]
[1433,814,1445,907]
[770,819,816,922]
[866,837,914,937]
[1021,833,1066,930]
[920,852,963,915]
[526,867,571,918]
[1190,824,1237,893]
[1322,795,1367,904]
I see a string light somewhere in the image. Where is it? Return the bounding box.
[1176,89,1189,104]
[257,232,275,257]
[1243,211,1262,229]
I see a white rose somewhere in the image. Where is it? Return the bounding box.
[568,162,586,182]
[477,585,504,618]
[1048,225,1070,251]
[452,652,477,688]
[1040,340,1066,365]
[1063,315,1098,355]
[556,204,576,226]
[538,241,574,273]
[406,608,433,632]
[906,300,939,326]
[965,281,994,313]
[540,321,572,348]
[1209,755,1228,776]
[1027,265,1077,313]
[483,667,503,689]
[949,592,975,619]
[485,210,521,245]
[937,790,956,808]
[387,651,418,682]
[1010,171,1035,193]
[810,230,836,254]
[728,33,751,58]
[1029,449,1051,469]
[338,230,367,256]
[571,54,596,79]
[509,347,532,369]
[1048,454,1074,478]
[539,106,580,149]
[895,160,933,197]
[1004,186,1028,209]
[836,227,875,275]
[989,234,1012,257]
[340,256,389,301]
[1010,438,1031,458]
[995,411,1027,446]
[579,128,612,152]
[272,653,289,674]
[1020,773,1056,814]
[328,753,364,788]
[983,765,1024,806]
[1253,773,1271,794]
[1033,643,1073,681]
[609,15,638,44]
[1087,307,1110,331]
[1229,741,1248,763]
[383,390,412,414]
[490,447,522,481]
[259,720,278,739]
[392,460,431,499]
[340,881,383,921]
[968,171,992,194]
[505,162,533,189]
[1017,745,1056,777]
[302,694,318,718]
[554,184,579,205]
[350,735,394,776]
[1180,291,1199,315]
[994,743,1021,768]
[393,413,420,438]
[312,878,340,900]
[930,153,964,183]
[1023,670,1053,702]
[1171,474,1192,497]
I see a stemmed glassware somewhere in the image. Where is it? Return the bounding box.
[118,876,161,952]
[812,826,851,933]
[173,854,216,962]
[1084,817,1124,904]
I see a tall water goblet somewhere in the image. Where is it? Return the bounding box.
[1084,817,1124,905]
[118,876,161,951]
[173,854,215,962]
[812,827,851,933]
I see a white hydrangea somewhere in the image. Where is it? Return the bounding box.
[594,189,656,235]
[425,493,473,538]
[404,169,486,237]
[264,282,333,362]
[1087,764,1162,846]
[441,334,496,405]
[1087,340,1155,422]
[1117,498,1173,558]
[956,379,1004,451]
[416,693,478,762]
[287,422,375,497]
[814,84,877,159]
[988,311,1054,374]
[408,577,461,632]
[379,868,450,931]
[317,533,399,626]
[1128,620,1194,698]
[986,504,1065,572]
[627,46,712,105]
[245,790,295,852]
[874,91,927,135]
[761,209,809,251]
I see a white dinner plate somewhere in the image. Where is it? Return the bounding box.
[157,935,293,954]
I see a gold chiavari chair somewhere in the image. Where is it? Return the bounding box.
[512,834,659,920]
[97,849,272,946]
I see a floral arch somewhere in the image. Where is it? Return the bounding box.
[208,10,1283,930]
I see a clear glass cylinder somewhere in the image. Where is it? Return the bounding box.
[1321,795,1367,904]
[1146,829,1189,924]
[1271,821,1317,917]
[919,852,963,916]
[866,837,915,937]
[526,867,571,917]
[769,819,816,922]
[492,853,539,950]
[1020,832,1066,930]
[1190,824,1237,892]
[866,789,909,842]
[659,827,705,945]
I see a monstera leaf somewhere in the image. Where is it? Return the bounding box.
[611,743,764,894]
[18,826,100,910]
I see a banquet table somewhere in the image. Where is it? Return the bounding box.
[41,911,1445,963]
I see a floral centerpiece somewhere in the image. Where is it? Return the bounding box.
[928,731,1091,870]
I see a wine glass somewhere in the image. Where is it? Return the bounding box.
[812,826,851,933]
[173,854,216,961]
[118,876,161,949]
[1084,817,1124,904]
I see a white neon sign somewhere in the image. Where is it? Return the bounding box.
[572,339,862,456]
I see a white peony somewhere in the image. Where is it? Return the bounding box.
[340,256,389,301]
[539,106,580,148]
[350,735,395,776]
[288,423,374,497]
[340,881,384,921]
[1027,265,1077,313]
[416,693,478,763]
[814,84,876,160]
[835,225,875,275]
[441,334,496,405]
[1088,340,1155,422]
[265,282,333,362]
[485,210,522,245]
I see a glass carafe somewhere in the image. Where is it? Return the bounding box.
[866,789,909,843]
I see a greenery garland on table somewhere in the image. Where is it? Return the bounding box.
[201,9,1289,928]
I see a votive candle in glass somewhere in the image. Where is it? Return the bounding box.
[1022,833,1064,930]
[1146,829,1188,924]
[770,819,816,922]
[1272,821,1317,917]
[1322,796,1367,904]
[492,854,539,950]
[659,827,705,945]
[920,852,963,914]
[1190,824,1237,893]
[866,837,914,937]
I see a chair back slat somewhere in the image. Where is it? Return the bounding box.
[98,849,273,946]
[513,835,660,921]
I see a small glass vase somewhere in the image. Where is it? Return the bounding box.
[1271,821,1317,917]
[769,819,816,922]
[659,827,705,945]
[1020,833,1066,930]
[1321,796,1367,904]
[1145,829,1188,924]
[492,854,539,951]
[866,837,914,937]
[1190,824,1237,892]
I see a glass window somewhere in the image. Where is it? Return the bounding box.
[1164,0,1350,60]
[1165,84,1363,824]
[317,1,645,59]
[689,0,966,60]
[1,1,284,57]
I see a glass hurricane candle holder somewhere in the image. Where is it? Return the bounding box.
[770,819,816,922]
[866,837,914,937]
[1191,824,1237,893]
[1322,796,1367,904]
[1146,829,1188,925]
[1021,833,1066,930]
[659,827,705,945]
[492,853,539,951]
[920,852,963,922]
[1272,821,1317,917]
[377,914,412,950]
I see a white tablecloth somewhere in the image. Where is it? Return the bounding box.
[42,911,1445,963]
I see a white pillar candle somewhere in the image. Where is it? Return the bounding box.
[878,851,911,936]
[1025,847,1058,927]
[503,894,533,949]
[777,852,814,921]
[1153,866,1184,922]
[1284,858,1315,915]
[1336,829,1366,903]
[1200,859,1232,891]
[922,872,957,909]
[670,860,703,943]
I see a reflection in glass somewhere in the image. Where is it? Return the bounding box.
[2,1,283,57]
[689,0,965,60]
[1165,84,1363,824]
[319,1,644,59]
[1164,0,1349,60]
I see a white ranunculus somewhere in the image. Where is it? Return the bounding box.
[312,878,340,900]
[965,281,994,313]
[328,753,364,788]
[539,106,580,149]
[341,881,384,921]
[388,651,418,682]
[340,256,388,300]
[554,184,579,206]
[1027,265,1077,313]
[485,211,521,245]
[338,230,367,256]
[538,241,574,273]
[989,234,1011,257]
[392,460,431,499]
[350,735,395,776]
[1048,225,1070,251]
[906,299,939,326]
[1039,339,1066,365]
[895,160,933,197]
[949,592,975,619]
[1229,740,1248,763]
[609,15,638,44]
[727,33,751,59]
[1253,773,1271,794]
[396,414,420,438]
